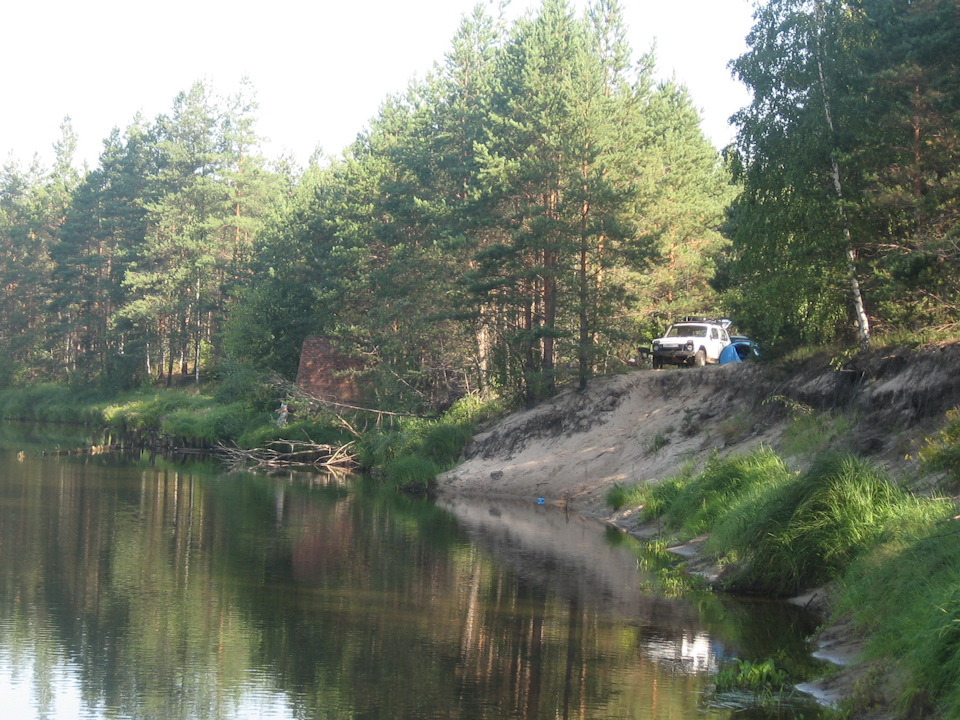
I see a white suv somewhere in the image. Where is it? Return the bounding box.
[651,317,731,369]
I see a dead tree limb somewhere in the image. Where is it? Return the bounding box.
[217,440,357,472]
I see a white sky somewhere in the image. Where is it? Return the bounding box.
[1,0,756,171]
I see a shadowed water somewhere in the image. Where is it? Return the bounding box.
[0,425,828,719]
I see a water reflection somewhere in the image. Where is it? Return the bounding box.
[0,438,827,719]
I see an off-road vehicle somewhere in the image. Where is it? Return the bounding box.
[651,317,731,369]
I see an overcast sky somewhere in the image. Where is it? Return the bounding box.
[2,0,756,170]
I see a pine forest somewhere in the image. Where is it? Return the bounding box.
[1,0,958,413]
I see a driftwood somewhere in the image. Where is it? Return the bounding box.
[217,440,357,471]
[41,444,124,456]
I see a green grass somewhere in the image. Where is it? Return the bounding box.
[666,448,791,536]
[609,441,960,715]
[356,392,507,489]
[383,455,441,494]
[779,409,854,457]
[836,500,960,718]
[0,382,353,450]
[606,482,648,511]
[920,406,960,485]
[715,453,912,596]
[714,658,789,692]
[0,384,111,424]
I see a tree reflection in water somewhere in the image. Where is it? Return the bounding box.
[0,442,827,719]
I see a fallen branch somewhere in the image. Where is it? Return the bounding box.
[217,440,357,471]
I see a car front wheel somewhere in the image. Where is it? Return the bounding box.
[693,349,706,367]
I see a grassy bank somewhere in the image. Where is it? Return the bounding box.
[356,393,508,493]
[0,381,507,493]
[0,382,299,448]
[608,444,960,718]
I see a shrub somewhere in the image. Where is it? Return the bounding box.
[356,393,508,487]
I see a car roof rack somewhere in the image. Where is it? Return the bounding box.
[680,316,732,329]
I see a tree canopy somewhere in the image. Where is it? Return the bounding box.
[723,0,960,350]
[4,0,956,412]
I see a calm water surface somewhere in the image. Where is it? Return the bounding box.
[0,424,829,719]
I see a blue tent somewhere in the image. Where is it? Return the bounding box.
[719,341,759,365]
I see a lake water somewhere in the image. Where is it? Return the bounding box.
[0,424,829,719]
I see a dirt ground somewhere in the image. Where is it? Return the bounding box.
[437,344,960,718]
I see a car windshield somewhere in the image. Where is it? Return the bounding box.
[665,324,707,338]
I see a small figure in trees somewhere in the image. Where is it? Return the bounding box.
[276,402,289,427]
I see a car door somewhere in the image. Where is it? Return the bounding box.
[708,327,722,361]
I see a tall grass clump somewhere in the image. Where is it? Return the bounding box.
[779,408,853,457]
[383,455,442,494]
[606,482,648,511]
[920,406,960,486]
[723,453,911,595]
[665,449,791,535]
[604,472,689,519]
[835,500,960,718]
[357,393,505,492]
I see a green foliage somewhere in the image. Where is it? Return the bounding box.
[630,446,915,596]
[0,384,109,424]
[102,390,211,432]
[235,415,353,451]
[780,409,854,457]
[605,482,647,511]
[639,474,688,521]
[721,453,911,595]
[210,358,280,412]
[667,449,791,536]
[919,407,960,483]
[714,658,789,693]
[357,392,507,490]
[837,501,960,718]
[382,455,441,495]
[159,401,250,444]
[726,0,960,350]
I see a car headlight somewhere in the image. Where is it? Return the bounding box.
[685,341,693,351]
